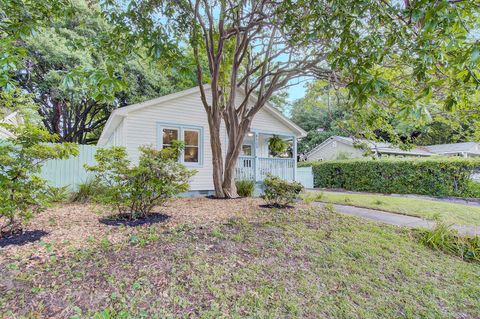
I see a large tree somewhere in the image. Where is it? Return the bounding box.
[103,0,478,197]
[11,0,197,143]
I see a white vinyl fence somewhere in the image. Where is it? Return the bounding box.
[40,144,97,191]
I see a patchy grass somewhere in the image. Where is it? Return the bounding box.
[1,208,479,318]
[304,191,480,226]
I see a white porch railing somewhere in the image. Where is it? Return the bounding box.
[235,156,295,181]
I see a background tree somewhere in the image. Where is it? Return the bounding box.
[13,0,196,144]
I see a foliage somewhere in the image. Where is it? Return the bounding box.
[9,0,196,144]
[235,180,255,197]
[302,157,480,198]
[70,179,107,203]
[44,185,70,203]
[262,174,304,208]
[420,223,480,263]
[0,92,78,236]
[86,144,196,219]
[268,135,289,157]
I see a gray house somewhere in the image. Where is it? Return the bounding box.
[304,136,431,161]
[304,136,480,161]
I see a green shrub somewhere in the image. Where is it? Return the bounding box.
[301,157,480,198]
[85,144,196,220]
[45,185,71,203]
[302,192,324,204]
[0,93,77,237]
[262,174,304,208]
[420,223,480,263]
[235,180,255,197]
[70,179,106,203]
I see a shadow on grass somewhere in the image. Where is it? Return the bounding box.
[99,213,170,227]
[0,230,49,248]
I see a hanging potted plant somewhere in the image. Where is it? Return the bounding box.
[268,135,288,157]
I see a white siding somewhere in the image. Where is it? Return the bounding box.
[308,140,365,161]
[123,89,298,191]
[105,120,124,147]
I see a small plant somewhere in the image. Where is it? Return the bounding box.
[420,223,480,263]
[373,199,384,205]
[45,185,71,203]
[85,144,196,220]
[262,174,303,208]
[235,180,255,197]
[0,92,77,237]
[70,179,106,203]
[302,192,324,204]
[324,203,335,213]
[268,135,289,157]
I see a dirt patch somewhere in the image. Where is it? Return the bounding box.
[99,213,170,227]
[0,197,299,260]
[0,230,48,248]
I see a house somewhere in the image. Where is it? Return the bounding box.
[423,142,480,158]
[304,136,433,161]
[0,110,23,139]
[97,86,308,195]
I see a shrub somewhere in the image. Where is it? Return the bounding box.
[262,174,304,208]
[420,223,480,263]
[0,93,77,237]
[235,180,255,197]
[45,185,71,203]
[301,157,480,198]
[85,144,196,219]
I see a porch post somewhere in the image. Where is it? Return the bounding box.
[293,136,297,181]
[254,132,259,182]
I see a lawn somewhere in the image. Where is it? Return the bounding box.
[1,202,479,318]
[305,191,480,226]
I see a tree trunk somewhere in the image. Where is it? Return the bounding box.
[207,113,225,198]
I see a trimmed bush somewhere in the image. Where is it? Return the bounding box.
[300,157,480,198]
[86,145,196,219]
[235,180,255,197]
[262,174,304,208]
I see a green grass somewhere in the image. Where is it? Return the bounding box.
[304,191,480,226]
[1,208,479,318]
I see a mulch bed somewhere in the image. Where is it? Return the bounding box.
[0,197,305,261]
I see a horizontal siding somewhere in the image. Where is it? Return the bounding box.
[125,89,297,191]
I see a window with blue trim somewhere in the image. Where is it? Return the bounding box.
[158,123,203,166]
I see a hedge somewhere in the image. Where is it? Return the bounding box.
[300,157,480,198]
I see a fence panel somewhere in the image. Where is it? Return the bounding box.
[40,144,97,190]
[296,166,314,188]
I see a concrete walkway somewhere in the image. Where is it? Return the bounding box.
[315,202,480,236]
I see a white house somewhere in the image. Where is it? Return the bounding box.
[304,136,433,161]
[98,86,307,194]
[0,110,23,139]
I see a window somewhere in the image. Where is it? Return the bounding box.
[158,123,203,166]
[162,128,178,148]
[242,144,253,156]
[184,129,199,163]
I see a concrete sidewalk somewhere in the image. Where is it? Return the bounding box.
[315,203,480,236]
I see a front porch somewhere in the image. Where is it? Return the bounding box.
[234,131,297,182]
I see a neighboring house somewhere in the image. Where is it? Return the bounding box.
[304,136,432,161]
[423,142,480,158]
[0,110,23,139]
[98,86,307,194]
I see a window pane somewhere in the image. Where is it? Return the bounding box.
[242,144,252,156]
[163,128,178,146]
[184,130,199,146]
[184,146,199,162]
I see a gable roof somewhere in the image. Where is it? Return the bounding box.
[98,86,306,145]
[305,136,433,158]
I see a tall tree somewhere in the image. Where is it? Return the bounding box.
[104,0,477,197]
[13,0,196,144]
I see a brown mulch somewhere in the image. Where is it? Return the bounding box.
[0,197,300,261]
